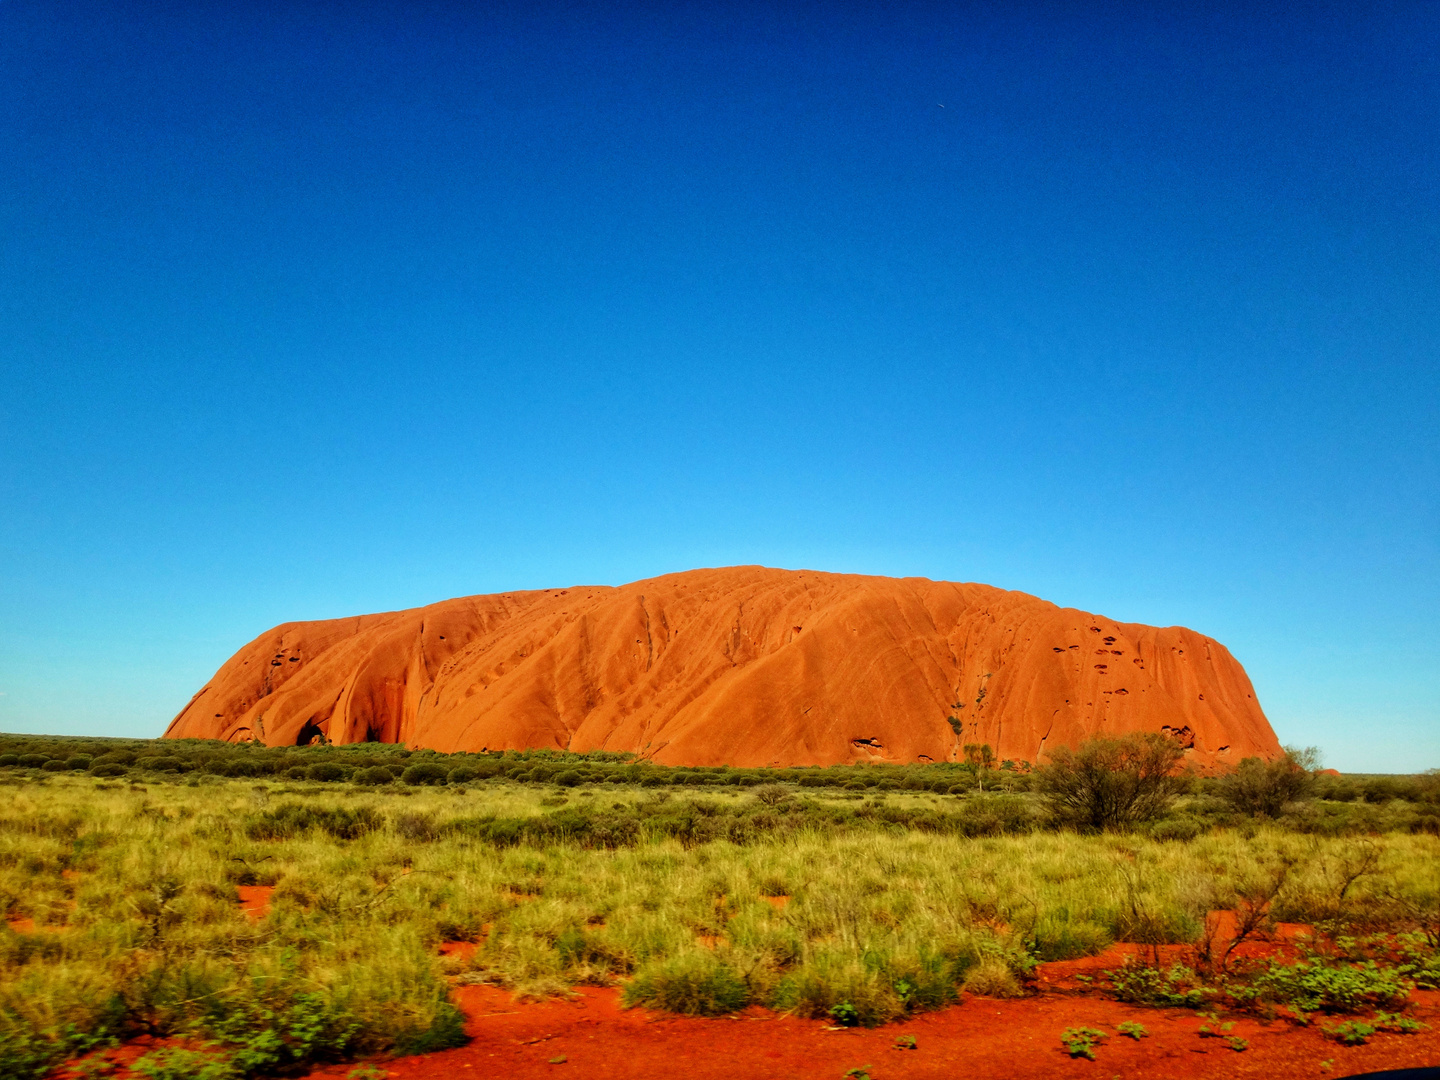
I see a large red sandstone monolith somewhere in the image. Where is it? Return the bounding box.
[164,566,1280,768]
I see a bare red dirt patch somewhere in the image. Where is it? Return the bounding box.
[298,984,1440,1080]
[236,884,274,921]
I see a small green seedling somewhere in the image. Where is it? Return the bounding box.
[1061,1027,1108,1060]
[1373,1012,1429,1034]
[1197,1019,1234,1038]
[843,1067,872,1080]
[1324,1021,1376,1046]
[830,1001,860,1027]
[70,1061,118,1079]
[548,1054,568,1064]
[1115,1021,1148,1040]
[1225,1036,1249,1052]
[347,1068,389,1080]
[893,1034,917,1050]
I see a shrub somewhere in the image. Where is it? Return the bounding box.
[1031,918,1112,961]
[353,766,393,786]
[16,755,48,768]
[136,755,186,772]
[89,763,129,778]
[1147,815,1207,842]
[64,756,92,771]
[1035,733,1187,830]
[1061,1026,1107,1060]
[1236,959,1411,1013]
[304,762,345,783]
[0,754,17,766]
[623,952,749,1015]
[1108,964,1210,1008]
[554,770,583,787]
[753,785,790,806]
[1217,747,1320,818]
[447,766,477,784]
[245,804,382,840]
[401,763,449,786]
[40,760,68,772]
[962,956,1022,998]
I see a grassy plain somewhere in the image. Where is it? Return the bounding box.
[0,737,1437,1078]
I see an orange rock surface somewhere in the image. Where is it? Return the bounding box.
[163,567,1280,767]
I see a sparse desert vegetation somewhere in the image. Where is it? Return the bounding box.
[1,733,1437,1078]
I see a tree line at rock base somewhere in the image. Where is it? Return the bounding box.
[1,731,1438,838]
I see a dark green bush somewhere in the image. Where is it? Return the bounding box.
[1217,747,1319,817]
[1036,733,1187,830]
[17,755,48,768]
[245,804,382,841]
[353,766,393,786]
[1146,816,1207,842]
[401,763,449,786]
[135,755,186,773]
[447,766,477,784]
[40,760,67,772]
[89,763,128,778]
[554,770,583,787]
[305,763,346,783]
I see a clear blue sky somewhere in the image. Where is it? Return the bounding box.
[1,2,1435,771]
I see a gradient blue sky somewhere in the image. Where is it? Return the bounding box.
[1,2,1436,771]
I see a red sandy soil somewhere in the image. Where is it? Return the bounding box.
[236,884,274,921]
[323,917,1435,1080]
[48,921,1439,1080]
[164,566,1278,769]
[295,983,1440,1080]
[53,984,1440,1080]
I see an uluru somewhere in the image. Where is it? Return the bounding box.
[164,566,1280,768]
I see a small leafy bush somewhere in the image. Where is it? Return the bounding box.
[1061,1026,1107,1059]
[1108,964,1210,1008]
[1324,1020,1375,1046]
[1237,960,1411,1014]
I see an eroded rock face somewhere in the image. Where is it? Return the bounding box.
[163,566,1280,768]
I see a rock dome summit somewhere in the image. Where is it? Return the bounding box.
[164,566,1280,768]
